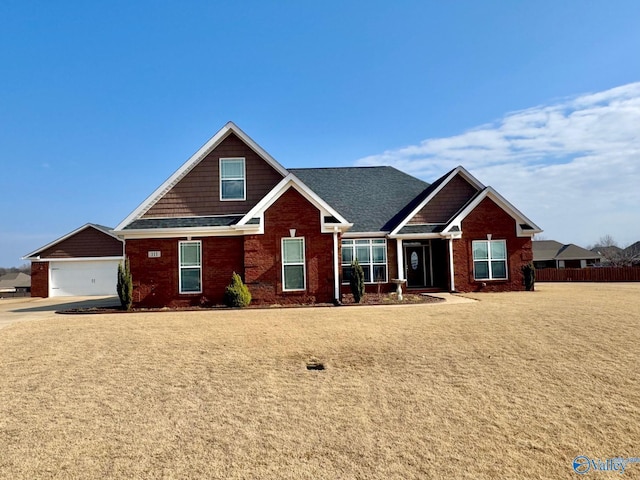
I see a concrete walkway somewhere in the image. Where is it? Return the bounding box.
[425,292,477,304]
[0,296,119,330]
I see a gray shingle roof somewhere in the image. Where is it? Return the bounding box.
[0,272,31,290]
[533,240,601,261]
[124,215,245,230]
[397,224,445,235]
[290,167,431,232]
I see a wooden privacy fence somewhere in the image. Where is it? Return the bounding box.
[536,267,640,282]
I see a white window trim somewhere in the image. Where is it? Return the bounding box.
[219,157,246,201]
[472,239,508,281]
[341,238,388,284]
[178,240,202,294]
[281,237,306,292]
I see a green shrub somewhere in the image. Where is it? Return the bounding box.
[224,272,252,307]
[117,258,133,311]
[522,262,536,291]
[350,259,365,303]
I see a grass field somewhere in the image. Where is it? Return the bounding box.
[1,283,639,479]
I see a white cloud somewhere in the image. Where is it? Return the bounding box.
[356,82,640,247]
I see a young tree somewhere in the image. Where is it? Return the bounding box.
[350,259,365,303]
[117,258,133,311]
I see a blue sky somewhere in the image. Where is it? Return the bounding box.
[2,1,640,266]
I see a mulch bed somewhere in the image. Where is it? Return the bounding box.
[59,293,443,314]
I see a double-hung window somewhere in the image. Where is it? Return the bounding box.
[472,240,507,280]
[282,237,305,291]
[341,239,387,283]
[179,241,202,293]
[220,158,246,201]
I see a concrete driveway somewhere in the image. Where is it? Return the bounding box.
[0,296,120,330]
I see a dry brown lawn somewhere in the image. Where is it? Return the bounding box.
[1,283,639,479]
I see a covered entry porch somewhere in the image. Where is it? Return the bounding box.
[393,237,456,292]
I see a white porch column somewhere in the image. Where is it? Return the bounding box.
[448,237,456,292]
[333,229,340,301]
[396,238,404,280]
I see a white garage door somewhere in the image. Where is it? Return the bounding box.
[50,260,121,297]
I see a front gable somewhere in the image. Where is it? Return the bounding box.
[144,132,285,218]
[407,173,479,225]
[115,122,289,231]
[390,166,485,236]
[24,224,123,260]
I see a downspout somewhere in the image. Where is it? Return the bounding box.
[333,228,340,302]
[448,236,456,292]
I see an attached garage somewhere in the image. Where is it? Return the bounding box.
[24,224,124,298]
[49,259,121,297]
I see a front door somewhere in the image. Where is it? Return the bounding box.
[405,244,432,288]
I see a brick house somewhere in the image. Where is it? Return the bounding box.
[111,122,541,307]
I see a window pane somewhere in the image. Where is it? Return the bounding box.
[342,266,353,283]
[355,239,370,245]
[221,179,244,200]
[372,239,385,245]
[491,260,507,279]
[356,245,370,263]
[361,265,371,283]
[373,265,387,283]
[474,261,489,279]
[180,242,200,266]
[341,239,353,246]
[342,246,353,264]
[284,265,304,290]
[372,245,386,263]
[221,159,244,178]
[491,241,506,260]
[181,268,201,292]
[473,241,488,260]
[283,239,304,263]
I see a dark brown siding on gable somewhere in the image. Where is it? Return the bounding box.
[408,174,479,224]
[39,227,124,259]
[143,133,285,218]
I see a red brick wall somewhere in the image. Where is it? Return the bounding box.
[245,187,335,304]
[30,261,49,297]
[453,197,533,292]
[126,236,244,308]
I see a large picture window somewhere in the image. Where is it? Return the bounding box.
[179,241,202,293]
[341,239,387,284]
[473,240,507,280]
[220,158,246,201]
[282,237,305,291]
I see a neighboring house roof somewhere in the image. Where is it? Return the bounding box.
[0,272,31,292]
[624,241,640,254]
[289,166,430,233]
[533,240,601,262]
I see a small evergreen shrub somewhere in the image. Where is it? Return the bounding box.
[224,272,252,307]
[522,262,536,291]
[117,258,133,311]
[350,259,365,303]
